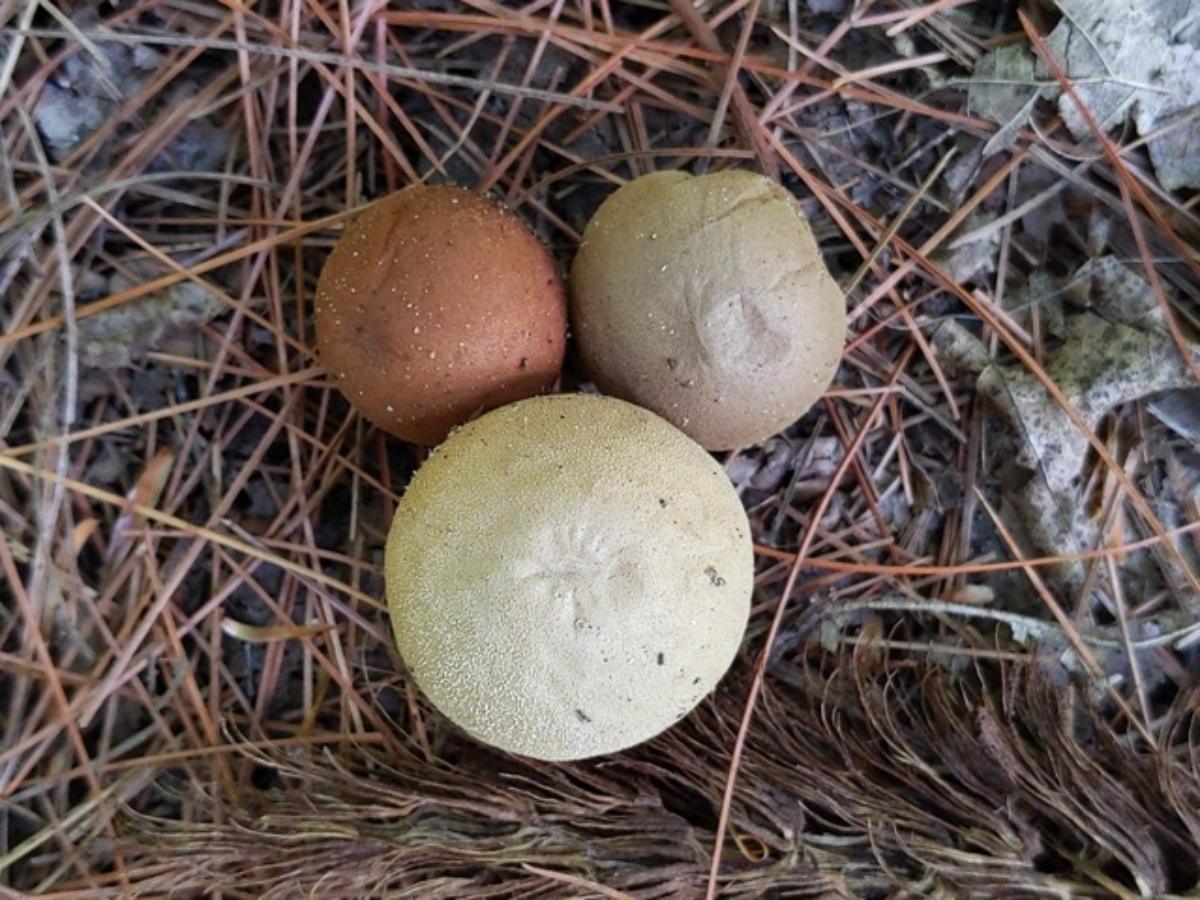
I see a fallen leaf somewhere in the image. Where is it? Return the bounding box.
[1043,0,1200,191]
[933,211,1000,284]
[933,257,1198,588]
[33,11,162,158]
[1148,389,1200,443]
[940,258,1196,495]
[1062,254,1169,332]
[967,45,1044,155]
[79,270,223,369]
[978,312,1192,493]
[33,11,230,169]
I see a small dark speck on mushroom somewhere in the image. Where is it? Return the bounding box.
[575,709,591,722]
[705,565,726,587]
[658,498,668,508]
[657,652,665,665]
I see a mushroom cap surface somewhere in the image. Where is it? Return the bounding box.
[570,169,845,450]
[385,393,753,760]
[316,184,567,445]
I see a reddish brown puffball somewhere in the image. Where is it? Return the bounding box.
[315,185,567,444]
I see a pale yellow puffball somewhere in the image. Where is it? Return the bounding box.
[385,394,753,760]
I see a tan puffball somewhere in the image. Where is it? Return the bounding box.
[385,394,753,761]
[570,169,846,451]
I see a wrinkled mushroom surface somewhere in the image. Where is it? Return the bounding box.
[385,394,753,760]
[570,169,845,450]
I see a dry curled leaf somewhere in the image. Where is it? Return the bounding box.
[938,257,1196,494]
[1044,0,1200,191]
[933,257,1198,587]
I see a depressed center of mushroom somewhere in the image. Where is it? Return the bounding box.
[569,168,847,451]
[512,521,644,633]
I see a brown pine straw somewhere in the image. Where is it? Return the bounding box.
[101,656,1200,897]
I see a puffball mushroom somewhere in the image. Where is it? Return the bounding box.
[570,169,846,451]
[385,393,753,761]
[315,184,567,445]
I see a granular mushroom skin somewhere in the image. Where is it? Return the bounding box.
[385,394,753,761]
[570,169,846,451]
[315,185,567,445]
